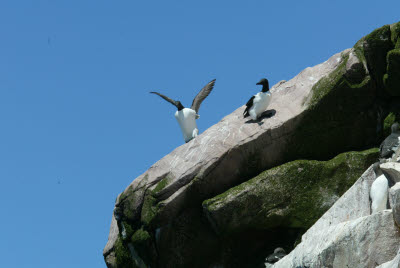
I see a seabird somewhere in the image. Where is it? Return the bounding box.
[150,79,216,143]
[266,248,286,264]
[370,163,389,214]
[243,78,272,120]
[380,122,400,159]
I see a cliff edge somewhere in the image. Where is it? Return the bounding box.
[104,22,400,268]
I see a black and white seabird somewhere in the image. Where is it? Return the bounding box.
[150,79,216,143]
[379,122,400,159]
[266,248,286,264]
[243,78,272,120]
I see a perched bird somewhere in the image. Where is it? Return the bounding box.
[380,122,400,159]
[243,78,272,120]
[150,79,216,143]
[266,248,286,264]
[370,163,389,214]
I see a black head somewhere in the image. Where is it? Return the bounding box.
[274,248,286,254]
[372,162,382,176]
[256,78,268,85]
[176,101,184,111]
[392,123,400,134]
[256,78,269,92]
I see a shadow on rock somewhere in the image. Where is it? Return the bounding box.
[245,109,277,125]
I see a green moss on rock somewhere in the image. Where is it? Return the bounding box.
[391,22,400,48]
[383,48,400,96]
[115,237,134,268]
[112,176,171,267]
[203,148,379,235]
[308,53,350,107]
[131,228,151,244]
[116,175,149,223]
[383,112,398,137]
[117,187,135,220]
[362,25,393,91]
[140,176,171,228]
[354,22,400,97]
[288,50,377,161]
[121,221,135,241]
[153,177,169,194]
[140,194,158,227]
[131,228,153,266]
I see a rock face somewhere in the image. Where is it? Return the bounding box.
[381,162,400,183]
[203,149,379,235]
[301,166,375,240]
[104,22,400,268]
[104,215,119,266]
[377,248,400,268]
[274,210,400,268]
[389,182,400,227]
[271,165,400,268]
[270,143,400,268]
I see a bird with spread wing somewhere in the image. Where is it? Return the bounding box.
[150,79,216,143]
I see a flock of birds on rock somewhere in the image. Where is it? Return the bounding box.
[150,78,272,143]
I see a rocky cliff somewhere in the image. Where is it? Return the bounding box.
[104,22,400,268]
[269,156,400,268]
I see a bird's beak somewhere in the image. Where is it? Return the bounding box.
[256,82,262,85]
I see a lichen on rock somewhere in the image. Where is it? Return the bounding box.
[384,112,398,137]
[356,24,393,92]
[203,148,379,235]
[114,237,135,268]
[383,48,400,96]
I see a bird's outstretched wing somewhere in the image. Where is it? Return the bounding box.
[243,95,255,118]
[150,92,179,108]
[191,79,216,114]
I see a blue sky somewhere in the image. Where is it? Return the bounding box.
[0,1,399,267]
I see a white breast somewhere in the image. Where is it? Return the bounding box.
[249,91,272,120]
[370,174,389,213]
[174,108,199,142]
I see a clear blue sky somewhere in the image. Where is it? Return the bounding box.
[0,1,399,267]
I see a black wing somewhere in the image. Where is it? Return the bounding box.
[190,79,216,114]
[243,96,255,118]
[150,92,179,109]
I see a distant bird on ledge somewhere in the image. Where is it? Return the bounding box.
[379,122,400,159]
